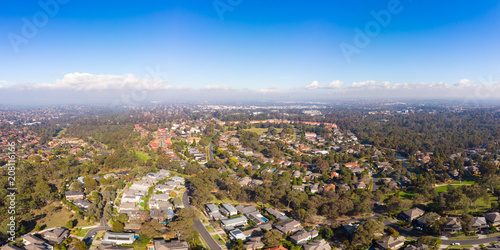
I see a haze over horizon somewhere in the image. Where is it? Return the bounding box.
[1,1,500,105]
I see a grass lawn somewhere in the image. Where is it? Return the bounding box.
[243,127,282,135]
[447,246,473,249]
[400,191,415,200]
[448,180,476,185]
[34,202,90,230]
[205,225,215,233]
[435,186,449,193]
[76,228,91,237]
[55,128,67,138]
[135,151,151,162]
[445,195,497,215]
[213,235,224,245]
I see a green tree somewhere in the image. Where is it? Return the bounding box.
[140,219,162,238]
[74,240,88,250]
[319,226,334,241]
[417,236,441,250]
[262,230,283,248]
[167,209,197,240]
[112,220,125,233]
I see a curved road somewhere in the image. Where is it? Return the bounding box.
[83,218,111,245]
[182,192,222,250]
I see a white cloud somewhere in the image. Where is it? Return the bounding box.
[454,79,474,88]
[257,88,279,94]
[305,80,344,89]
[352,80,377,88]
[459,79,473,84]
[27,72,175,91]
[201,85,236,91]
[305,81,320,89]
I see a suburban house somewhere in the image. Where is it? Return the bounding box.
[125,210,149,221]
[290,229,319,245]
[236,205,257,215]
[400,208,425,222]
[205,203,223,220]
[130,180,152,192]
[121,194,142,203]
[148,200,172,210]
[74,198,93,211]
[42,228,69,244]
[376,236,406,249]
[97,245,133,250]
[309,183,319,193]
[445,217,462,232]
[303,239,331,250]
[355,181,366,189]
[22,235,53,250]
[22,235,46,246]
[265,246,288,250]
[485,212,500,226]
[265,207,288,220]
[64,191,84,200]
[241,227,263,238]
[103,173,118,179]
[220,203,238,216]
[273,220,303,234]
[101,232,135,245]
[244,237,265,250]
[229,230,247,241]
[150,194,170,201]
[416,212,441,228]
[118,202,139,213]
[154,184,175,193]
[157,169,171,178]
[472,217,488,231]
[245,211,268,225]
[1,244,24,250]
[153,239,189,250]
[170,176,185,185]
[221,216,248,229]
[205,203,219,213]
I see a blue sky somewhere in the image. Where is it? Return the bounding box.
[0,0,499,104]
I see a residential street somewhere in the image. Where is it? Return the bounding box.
[83,218,111,245]
[182,192,223,250]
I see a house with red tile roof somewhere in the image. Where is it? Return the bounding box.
[266,246,288,250]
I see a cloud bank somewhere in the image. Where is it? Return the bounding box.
[1,73,500,105]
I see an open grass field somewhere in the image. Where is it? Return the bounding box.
[400,191,416,200]
[435,186,449,192]
[243,127,283,135]
[55,128,67,138]
[135,151,151,162]
[444,195,497,216]
[33,202,91,231]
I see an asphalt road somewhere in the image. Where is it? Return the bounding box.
[182,192,222,250]
[209,142,215,161]
[83,218,111,245]
[441,235,500,246]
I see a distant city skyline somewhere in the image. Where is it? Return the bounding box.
[1,1,499,104]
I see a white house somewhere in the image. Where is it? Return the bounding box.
[101,232,135,245]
